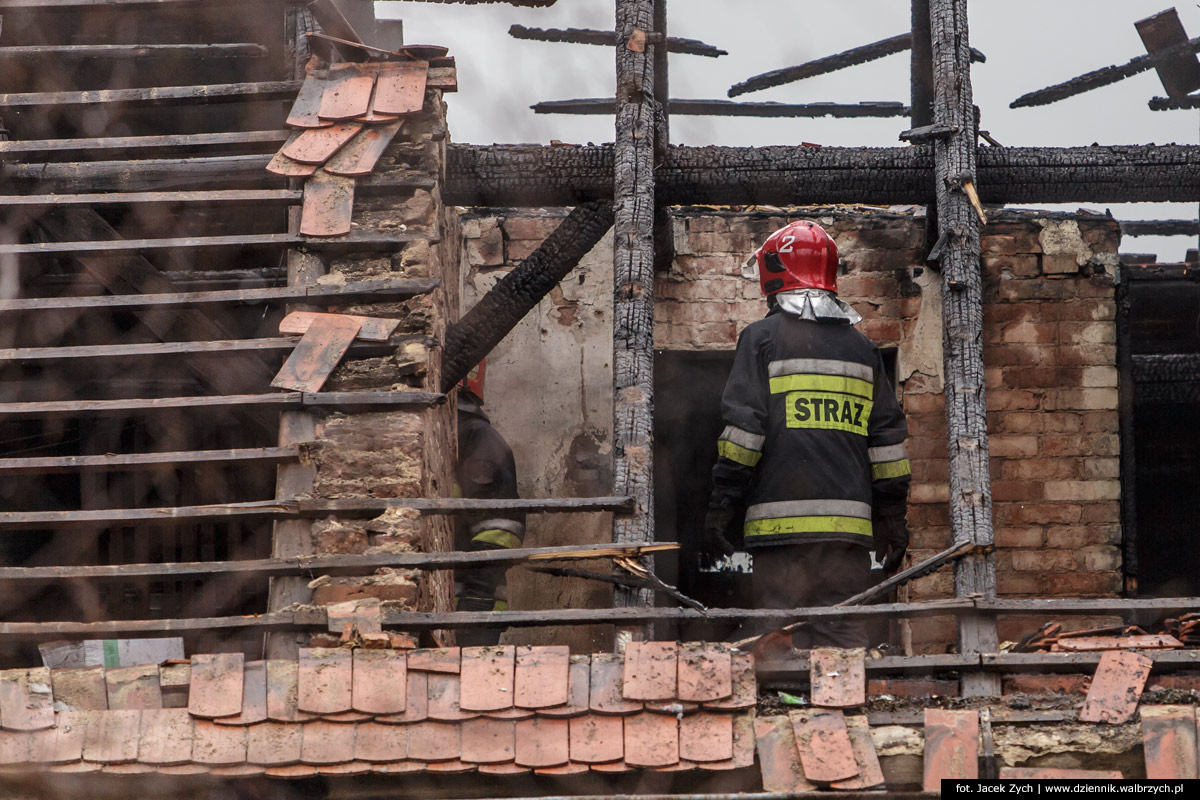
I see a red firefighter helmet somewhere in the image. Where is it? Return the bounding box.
[460,359,486,402]
[754,220,839,296]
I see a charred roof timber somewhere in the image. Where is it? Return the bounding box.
[727,32,985,98]
[532,98,910,118]
[509,24,726,57]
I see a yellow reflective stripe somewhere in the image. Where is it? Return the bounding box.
[744,515,873,538]
[471,529,522,549]
[769,373,873,400]
[872,458,911,480]
[453,482,463,499]
[493,600,509,612]
[718,439,762,467]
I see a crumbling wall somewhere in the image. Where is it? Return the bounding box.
[460,205,1122,653]
[299,85,458,621]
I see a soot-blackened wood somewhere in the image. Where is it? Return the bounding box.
[613,0,657,616]
[533,98,910,118]
[929,0,999,697]
[508,24,726,57]
[1013,36,1200,109]
[1121,219,1200,237]
[445,143,1200,207]
[440,200,614,393]
[911,0,934,127]
[730,34,910,97]
[0,80,301,107]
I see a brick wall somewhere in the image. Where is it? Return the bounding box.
[462,205,1123,654]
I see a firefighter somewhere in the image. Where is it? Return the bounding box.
[454,360,525,647]
[703,220,911,649]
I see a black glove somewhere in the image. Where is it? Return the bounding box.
[874,515,909,574]
[702,506,736,559]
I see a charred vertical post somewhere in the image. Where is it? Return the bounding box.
[613,0,658,618]
[929,0,1000,695]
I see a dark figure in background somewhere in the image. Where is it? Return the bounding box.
[454,360,525,647]
[703,221,911,649]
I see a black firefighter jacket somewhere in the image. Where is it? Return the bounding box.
[709,308,910,550]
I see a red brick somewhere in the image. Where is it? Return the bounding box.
[1003,672,1087,695]
[986,390,1041,412]
[995,502,1082,526]
[982,343,1053,368]
[1011,549,1076,572]
[909,504,951,528]
[867,679,958,698]
[989,436,1038,458]
[991,481,1045,502]
[1052,345,1117,368]
[1082,502,1121,524]
[1058,299,1115,321]
[1045,572,1122,596]
[907,436,948,460]
[911,526,952,549]
[995,527,1043,548]
[1148,675,1200,692]
[1001,459,1076,481]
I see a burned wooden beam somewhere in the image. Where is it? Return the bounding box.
[612,0,658,616]
[1137,8,1200,99]
[0,390,443,418]
[728,32,985,97]
[1121,219,1199,236]
[0,131,289,158]
[533,98,910,118]
[445,142,1200,207]
[0,80,302,107]
[0,447,299,475]
[404,0,555,4]
[1149,93,1200,110]
[439,200,615,392]
[306,0,371,61]
[929,0,999,697]
[1132,353,1200,382]
[509,24,726,57]
[0,43,268,61]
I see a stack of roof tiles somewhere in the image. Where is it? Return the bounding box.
[0,642,755,777]
[267,56,453,237]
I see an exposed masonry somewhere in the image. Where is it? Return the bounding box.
[462,205,1122,654]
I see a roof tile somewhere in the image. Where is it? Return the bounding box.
[536,762,590,775]
[286,70,331,129]
[318,761,371,776]
[155,763,208,776]
[514,646,569,709]
[623,642,678,701]
[326,599,383,635]
[704,651,756,710]
[354,721,408,763]
[31,711,85,764]
[590,759,631,773]
[0,667,55,731]
[0,729,32,765]
[160,663,191,709]
[48,761,100,773]
[589,655,641,715]
[106,665,162,711]
[191,719,248,766]
[406,721,460,762]
[379,671,428,724]
[188,653,244,719]
[325,121,405,178]
[732,709,756,769]
[754,714,814,792]
[281,123,364,166]
[651,759,696,772]
[83,709,140,764]
[373,760,424,774]
[50,667,107,712]
[460,717,515,764]
[352,650,406,715]
[323,711,374,723]
[922,708,980,790]
[831,714,885,790]
[247,722,303,767]
[297,648,353,715]
[646,700,698,715]
[299,170,357,238]
[678,644,733,703]
[300,720,356,765]
[215,660,267,726]
[790,708,859,783]
[428,673,480,721]
[137,708,194,765]
[482,707,534,720]
[407,648,460,674]
[569,714,623,764]
[373,62,429,116]
[426,758,476,773]
[460,646,515,712]
[266,148,320,178]
[679,712,733,763]
[317,67,375,121]
[265,764,318,779]
[1080,651,1152,724]
[266,660,315,723]
[102,762,155,774]
[538,656,590,718]
[212,764,266,777]
[478,762,531,775]
[1142,705,1198,779]
[623,712,679,767]
[514,717,569,768]
[810,648,866,708]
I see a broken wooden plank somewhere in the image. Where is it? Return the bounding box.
[0,337,321,362]
[0,230,417,255]
[923,709,979,790]
[0,390,440,418]
[0,447,299,476]
[0,80,301,107]
[280,311,399,342]
[1141,705,1198,779]
[1136,8,1200,99]
[0,133,289,158]
[271,316,362,393]
[1080,650,1152,724]
[533,98,911,118]
[810,648,866,708]
[1056,634,1183,651]
[508,24,725,57]
[789,709,859,784]
[0,278,438,313]
[729,33,911,97]
[0,43,266,61]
